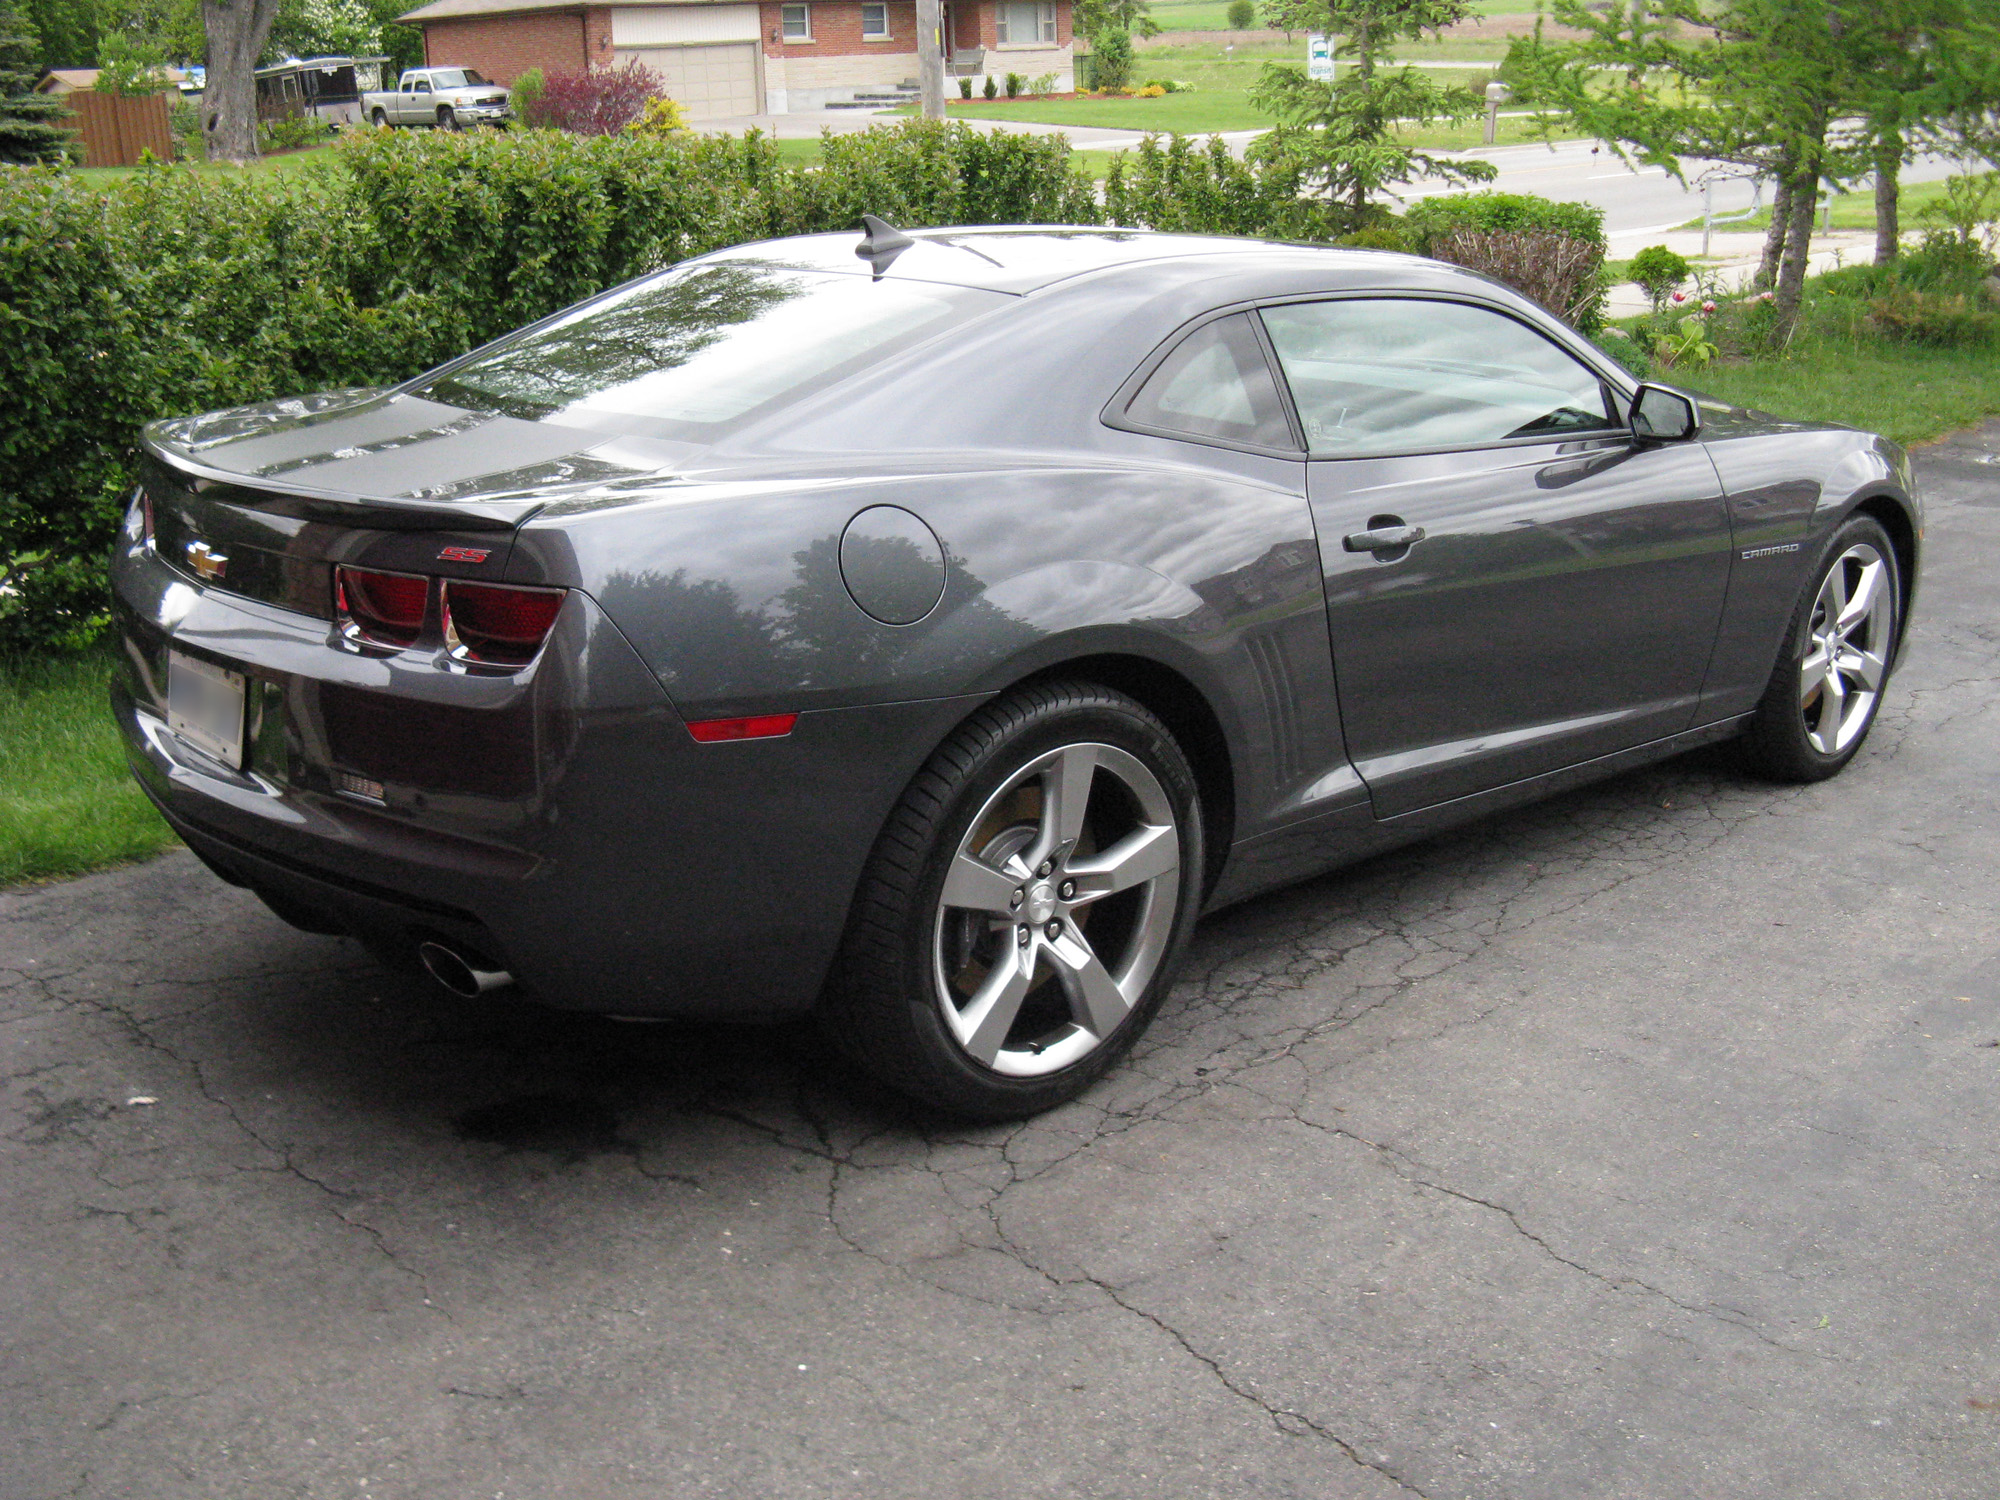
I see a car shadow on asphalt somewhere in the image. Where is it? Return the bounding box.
[197,740,1784,1166]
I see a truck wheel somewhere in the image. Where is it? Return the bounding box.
[437,106,460,131]
[370,108,388,127]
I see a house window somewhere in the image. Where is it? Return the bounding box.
[781,3,811,40]
[861,2,889,37]
[996,1,1056,44]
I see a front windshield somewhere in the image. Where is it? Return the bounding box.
[417,262,1003,440]
[430,69,489,87]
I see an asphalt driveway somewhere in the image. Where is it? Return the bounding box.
[5,423,1998,1500]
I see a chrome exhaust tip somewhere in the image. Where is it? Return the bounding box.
[417,941,513,998]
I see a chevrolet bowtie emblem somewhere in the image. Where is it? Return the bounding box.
[185,540,228,581]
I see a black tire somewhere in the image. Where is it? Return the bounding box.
[824,680,1205,1120]
[437,106,459,131]
[1739,513,1901,783]
[370,108,388,128]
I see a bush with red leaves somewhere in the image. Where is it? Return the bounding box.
[525,64,667,136]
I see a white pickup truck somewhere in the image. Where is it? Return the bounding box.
[362,67,513,130]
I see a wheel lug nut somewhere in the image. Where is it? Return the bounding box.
[1037,860,1053,877]
[1058,879,1075,900]
[1017,924,1031,946]
[1009,888,1023,909]
[1045,919,1062,939]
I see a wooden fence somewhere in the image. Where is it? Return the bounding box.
[61,90,174,170]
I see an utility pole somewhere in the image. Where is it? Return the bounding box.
[917,0,946,119]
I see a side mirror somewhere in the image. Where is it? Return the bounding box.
[1631,383,1699,443]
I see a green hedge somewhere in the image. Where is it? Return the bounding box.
[1401,190,1607,256]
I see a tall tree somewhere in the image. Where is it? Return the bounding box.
[0,0,70,162]
[1520,0,1869,342]
[20,0,102,69]
[1249,0,1496,224]
[200,0,282,163]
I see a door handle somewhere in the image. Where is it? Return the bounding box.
[1342,524,1426,554]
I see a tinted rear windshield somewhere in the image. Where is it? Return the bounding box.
[415,262,1005,441]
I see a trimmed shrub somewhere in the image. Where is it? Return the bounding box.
[959,76,973,98]
[1226,0,1255,28]
[1428,228,1606,329]
[1005,71,1023,98]
[982,74,998,99]
[1628,244,1689,310]
[1406,193,1608,330]
[525,64,665,136]
[1403,191,1606,256]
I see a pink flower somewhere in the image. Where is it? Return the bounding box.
[1670,290,1687,303]
[1701,300,1717,313]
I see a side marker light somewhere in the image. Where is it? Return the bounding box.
[686,713,799,744]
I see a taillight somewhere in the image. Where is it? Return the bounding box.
[442,580,566,666]
[336,566,429,648]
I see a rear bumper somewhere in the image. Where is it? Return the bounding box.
[112,534,983,1020]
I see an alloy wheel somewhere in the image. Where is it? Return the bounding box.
[932,742,1181,1078]
[1800,541,1892,756]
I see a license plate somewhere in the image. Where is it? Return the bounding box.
[166,650,247,770]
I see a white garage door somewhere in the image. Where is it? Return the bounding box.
[616,43,760,119]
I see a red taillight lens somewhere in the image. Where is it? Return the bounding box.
[443,580,566,666]
[686,713,799,743]
[336,566,430,648]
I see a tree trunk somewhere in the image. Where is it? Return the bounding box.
[1756,177,1790,291]
[1873,131,1902,265]
[1771,160,1820,346]
[201,0,284,165]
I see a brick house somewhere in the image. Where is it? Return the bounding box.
[396,0,1074,118]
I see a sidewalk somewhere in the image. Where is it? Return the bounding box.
[1602,227,1879,315]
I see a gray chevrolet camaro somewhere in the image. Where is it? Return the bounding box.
[111,224,1920,1117]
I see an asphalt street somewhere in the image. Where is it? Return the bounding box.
[4,423,1999,1500]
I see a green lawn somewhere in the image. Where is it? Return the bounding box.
[0,654,176,886]
[1149,0,1533,28]
[1681,177,1968,236]
[1691,338,2000,448]
[72,143,338,187]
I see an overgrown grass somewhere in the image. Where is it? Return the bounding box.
[0,653,176,885]
[1691,337,2000,446]
[72,143,338,186]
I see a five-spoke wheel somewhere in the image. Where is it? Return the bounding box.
[827,681,1203,1118]
[1742,513,1902,782]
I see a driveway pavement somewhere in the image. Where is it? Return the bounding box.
[5,424,1999,1499]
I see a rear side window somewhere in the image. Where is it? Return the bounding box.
[1123,313,1296,451]
[1259,298,1618,457]
[415,263,1003,440]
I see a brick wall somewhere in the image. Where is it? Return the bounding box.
[421,11,589,84]
[583,7,616,67]
[759,1,918,58]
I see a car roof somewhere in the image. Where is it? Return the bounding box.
[700,224,1429,296]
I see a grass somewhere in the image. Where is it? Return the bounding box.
[1149,0,1533,29]
[1680,177,1967,236]
[1690,338,2000,448]
[72,143,338,186]
[0,653,176,886]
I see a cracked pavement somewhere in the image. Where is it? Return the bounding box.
[5,423,1999,1500]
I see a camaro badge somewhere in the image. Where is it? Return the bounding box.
[185,540,228,580]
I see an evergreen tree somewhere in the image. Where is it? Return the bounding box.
[0,0,71,165]
[1249,0,1496,225]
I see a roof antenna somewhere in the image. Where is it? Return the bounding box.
[855,214,915,279]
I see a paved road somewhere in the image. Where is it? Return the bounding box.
[5,426,1999,1500]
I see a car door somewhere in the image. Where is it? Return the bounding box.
[1260,295,1733,819]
